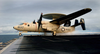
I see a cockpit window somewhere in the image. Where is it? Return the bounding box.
[28,24,30,26]
[19,23,24,25]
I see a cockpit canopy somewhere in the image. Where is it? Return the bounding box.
[19,23,27,25]
[19,23,24,25]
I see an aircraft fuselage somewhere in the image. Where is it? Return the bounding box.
[13,21,75,33]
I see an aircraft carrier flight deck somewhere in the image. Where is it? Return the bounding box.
[0,35,100,54]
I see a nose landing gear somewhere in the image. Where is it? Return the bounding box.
[19,32,22,36]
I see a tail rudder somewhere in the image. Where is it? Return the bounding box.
[80,18,86,30]
[71,18,86,30]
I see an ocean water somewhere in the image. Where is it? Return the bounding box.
[0,35,20,43]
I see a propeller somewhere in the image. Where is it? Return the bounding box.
[37,13,43,30]
[33,20,35,24]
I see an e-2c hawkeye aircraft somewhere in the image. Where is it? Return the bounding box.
[13,8,92,36]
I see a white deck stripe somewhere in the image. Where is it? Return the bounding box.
[1,37,23,54]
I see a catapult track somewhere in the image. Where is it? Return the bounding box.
[1,35,100,54]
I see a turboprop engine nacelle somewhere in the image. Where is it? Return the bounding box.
[64,21,71,27]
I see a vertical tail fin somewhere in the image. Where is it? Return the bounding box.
[71,18,86,30]
[80,18,86,30]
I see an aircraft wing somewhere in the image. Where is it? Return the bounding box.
[50,8,92,25]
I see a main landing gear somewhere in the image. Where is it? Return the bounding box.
[52,31,56,36]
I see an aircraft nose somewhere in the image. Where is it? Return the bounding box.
[13,27,15,29]
[13,26,17,29]
[13,26,19,30]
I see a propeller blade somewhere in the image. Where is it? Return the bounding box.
[33,20,35,24]
[37,13,43,30]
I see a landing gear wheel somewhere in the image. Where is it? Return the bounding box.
[19,33,22,36]
[52,32,56,36]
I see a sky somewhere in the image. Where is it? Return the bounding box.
[0,0,100,34]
